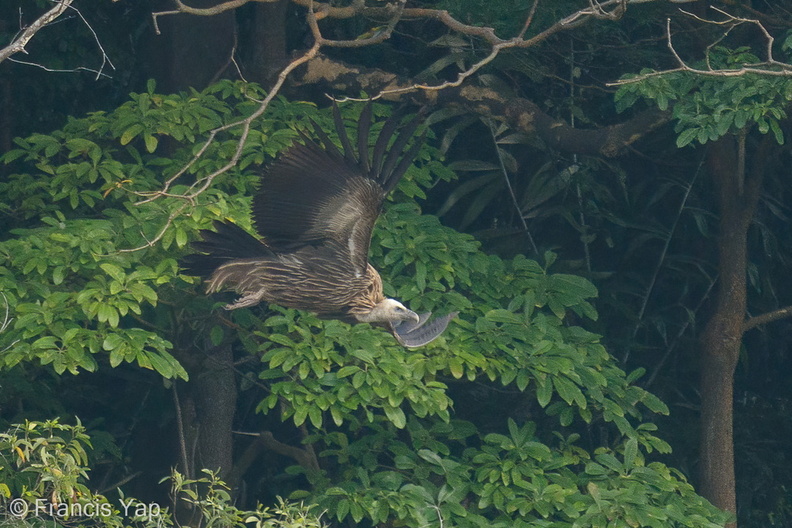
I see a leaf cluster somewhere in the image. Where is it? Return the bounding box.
[0,81,316,378]
[616,46,792,147]
[0,420,324,528]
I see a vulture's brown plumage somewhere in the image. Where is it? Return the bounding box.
[181,104,455,347]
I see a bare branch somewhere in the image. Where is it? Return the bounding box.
[0,0,74,63]
[0,291,20,354]
[743,306,792,332]
[295,54,671,156]
[306,0,407,49]
[0,292,13,334]
[1,1,115,80]
[69,0,116,79]
[152,0,273,34]
[684,6,779,65]
[258,431,320,471]
[516,0,541,40]
[610,7,792,86]
[7,57,112,78]
[336,0,641,99]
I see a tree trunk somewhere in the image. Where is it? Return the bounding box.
[698,135,769,527]
[178,342,237,480]
[192,343,237,479]
[146,0,236,92]
[246,0,289,86]
[172,340,237,523]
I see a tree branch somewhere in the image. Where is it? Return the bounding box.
[1,0,115,80]
[611,7,792,87]
[744,306,792,332]
[235,430,320,472]
[0,0,74,63]
[294,54,671,157]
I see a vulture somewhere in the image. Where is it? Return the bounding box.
[181,104,455,347]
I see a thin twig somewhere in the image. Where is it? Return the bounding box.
[644,275,716,388]
[623,158,703,364]
[125,8,324,251]
[172,384,192,479]
[516,0,541,40]
[98,471,144,495]
[66,1,116,79]
[119,202,189,252]
[1,0,115,80]
[569,37,590,271]
[486,120,537,254]
[0,292,20,354]
[0,292,12,333]
[6,57,112,78]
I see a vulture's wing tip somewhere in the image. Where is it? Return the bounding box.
[391,311,458,348]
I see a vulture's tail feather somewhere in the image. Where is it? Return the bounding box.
[333,103,357,166]
[307,119,343,162]
[356,103,372,174]
[180,221,273,278]
[370,108,404,176]
[383,128,426,194]
[378,112,423,193]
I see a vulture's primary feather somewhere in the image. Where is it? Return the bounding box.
[181,104,454,347]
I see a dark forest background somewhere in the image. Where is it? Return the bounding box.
[2,2,792,528]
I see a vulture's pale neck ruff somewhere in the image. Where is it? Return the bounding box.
[357,298,420,325]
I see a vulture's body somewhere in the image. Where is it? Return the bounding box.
[181,105,454,347]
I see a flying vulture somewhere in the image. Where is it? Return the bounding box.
[181,104,455,347]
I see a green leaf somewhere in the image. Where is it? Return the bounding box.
[624,437,638,468]
[769,118,784,144]
[485,309,523,325]
[384,406,407,429]
[337,365,360,378]
[120,124,144,145]
[596,452,623,473]
[103,333,124,351]
[536,377,552,408]
[144,134,158,153]
[210,325,224,346]
[676,127,699,148]
[100,263,126,282]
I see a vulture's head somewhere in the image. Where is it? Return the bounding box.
[362,298,420,325]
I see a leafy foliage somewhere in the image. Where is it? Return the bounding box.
[0,419,94,503]
[168,470,324,528]
[616,46,792,147]
[0,420,323,528]
[0,82,730,528]
[0,80,315,378]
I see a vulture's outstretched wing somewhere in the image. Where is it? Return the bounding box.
[390,312,458,348]
[180,103,454,347]
[180,220,274,278]
[252,104,423,275]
